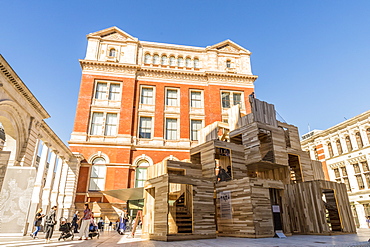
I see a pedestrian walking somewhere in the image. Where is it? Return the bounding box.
[44,206,57,243]
[72,211,79,233]
[78,203,92,240]
[30,208,44,239]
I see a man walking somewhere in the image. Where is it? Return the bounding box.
[44,206,57,243]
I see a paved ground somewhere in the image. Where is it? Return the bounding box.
[1,229,370,247]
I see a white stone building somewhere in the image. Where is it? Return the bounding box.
[0,55,82,236]
[301,110,370,228]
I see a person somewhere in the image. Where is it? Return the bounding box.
[109,221,113,231]
[366,216,370,228]
[217,166,231,182]
[72,211,79,233]
[30,208,44,239]
[78,203,92,240]
[44,205,57,244]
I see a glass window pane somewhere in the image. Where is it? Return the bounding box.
[90,112,104,135]
[185,58,192,67]
[178,57,184,67]
[170,56,176,66]
[194,58,199,68]
[166,119,177,140]
[153,54,159,64]
[139,117,152,139]
[191,120,202,141]
[166,89,178,106]
[161,56,168,65]
[105,113,117,136]
[233,93,242,106]
[191,91,202,108]
[109,84,120,101]
[221,92,230,108]
[141,87,154,105]
[144,54,151,64]
[95,83,107,100]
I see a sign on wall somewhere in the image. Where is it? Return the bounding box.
[219,191,232,219]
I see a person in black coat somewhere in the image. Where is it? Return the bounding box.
[72,211,79,233]
[44,206,57,244]
[30,208,44,239]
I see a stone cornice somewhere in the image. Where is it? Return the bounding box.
[80,60,257,85]
[40,120,74,157]
[0,55,50,119]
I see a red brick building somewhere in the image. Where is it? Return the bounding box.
[69,27,257,219]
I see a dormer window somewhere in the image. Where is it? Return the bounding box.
[109,48,116,57]
[226,60,231,68]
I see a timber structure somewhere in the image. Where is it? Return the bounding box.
[141,96,356,241]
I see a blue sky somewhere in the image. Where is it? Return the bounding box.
[1,1,370,143]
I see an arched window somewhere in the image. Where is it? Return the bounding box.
[226,60,231,68]
[153,54,159,65]
[161,55,168,65]
[177,57,184,67]
[109,48,116,57]
[144,54,151,64]
[336,139,343,155]
[355,132,363,149]
[169,56,176,66]
[194,58,199,68]
[345,136,353,152]
[367,128,370,144]
[327,142,334,158]
[135,160,149,188]
[185,58,192,68]
[89,157,106,191]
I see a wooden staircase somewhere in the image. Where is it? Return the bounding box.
[174,193,192,233]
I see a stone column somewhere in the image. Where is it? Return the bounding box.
[62,162,78,220]
[50,157,64,206]
[56,161,69,223]
[355,202,368,228]
[41,151,57,212]
[26,142,49,233]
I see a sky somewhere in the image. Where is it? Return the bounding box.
[1,1,370,144]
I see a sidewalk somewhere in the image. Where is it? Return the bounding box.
[1,229,370,247]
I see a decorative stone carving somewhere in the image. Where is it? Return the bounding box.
[102,32,127,41]
[81,61,137,75]
[217,45,240,53]
[138,69,207,82]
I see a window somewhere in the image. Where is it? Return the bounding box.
[221,91,243,109]
[343,177,351,191]
[353,163,361,174]
[166,118,177,140]
[109,48,116,57]
[104,113,118,136]
[190,91,202,108]
[194,58,200,68]
[144,54,151,64]
[314,148,319,161]
[221,92,230,108]
[365,173,370,188]
[190,120,202,141]
[166,89,178,106]
[90,112,104,135]
[355,132,363,149]
[362,161,369,172]
[345,136,353,152]
[185,58,192,68]
[334,168,340,178]
[140,87,154,105]
[89,158,106,191]
[161,55,168,65]
[109,84,120,101]
[341,166,348,176]
[327,142,334,158]
[95,83,108,100]
[90,112,118,136]
[95,81,121,101]
[367,128,370,144]
[139,117,152,139]
[169,56,176,66]
[135,160,149,188]
[336,139,343,155]
[356,175,365,190]
[153,54,159,65]
[226,60,231,68]
[178,57,184,67]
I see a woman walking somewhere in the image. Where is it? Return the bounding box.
[44,206,57,243]
[78,203,92,240]
[30,208,44,239]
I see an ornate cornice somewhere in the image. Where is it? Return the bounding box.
[348,155,367,165]
[80,60,138,75]
[0,55,50,119]
[81,60,257,85]
[329,161,345,169]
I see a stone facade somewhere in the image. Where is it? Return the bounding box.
[301,110,370,228]
[0,55,82,236]
[69,26,257,220]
